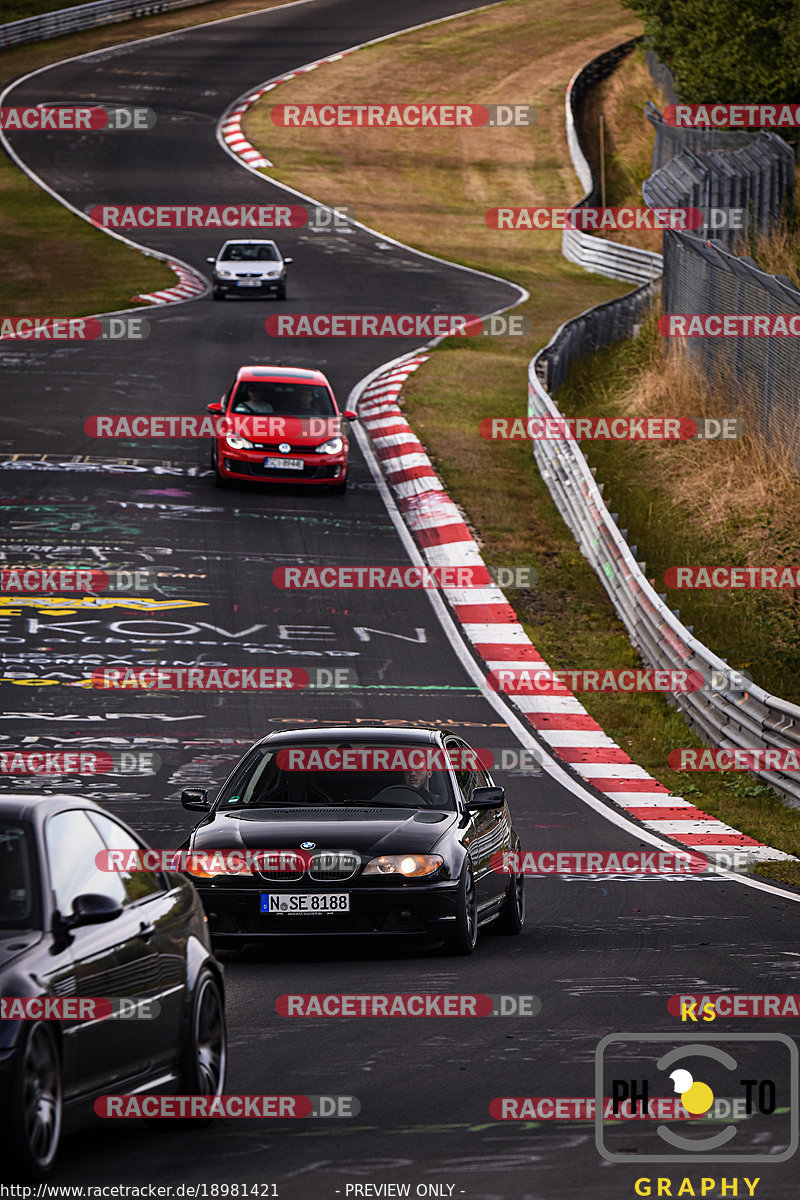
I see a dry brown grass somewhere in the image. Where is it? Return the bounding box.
[746,210,800,284]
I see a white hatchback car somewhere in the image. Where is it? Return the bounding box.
[206,239,292,300]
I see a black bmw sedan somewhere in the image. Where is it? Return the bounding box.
[0,793,226,1179]
[180,726,524,955]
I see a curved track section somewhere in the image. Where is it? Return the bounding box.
[2,2,799,1195]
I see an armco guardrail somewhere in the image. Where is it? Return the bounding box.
[527,44,800,806]
[0,0,214,49]
[529,316,800,806]
[563,39,662,285]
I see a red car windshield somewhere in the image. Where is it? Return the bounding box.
[231,381,335,417]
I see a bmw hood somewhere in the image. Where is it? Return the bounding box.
[192,809,458,857]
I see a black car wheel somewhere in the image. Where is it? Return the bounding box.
[441,864,478,956]
[211,443,230,489]
[276,283,287,300]
[212,289,224,300]
[180,968,227,1098]
[494,853,525,934]
[9,1022,63,1179]
[328,478,348,495]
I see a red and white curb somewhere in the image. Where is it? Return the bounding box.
[356,357,791,868]
[218,50,357,173]
[133,259,207,305]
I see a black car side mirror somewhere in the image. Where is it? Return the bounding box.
[67,893,123,928]
[467,785,505,811]
[182,788,212,812]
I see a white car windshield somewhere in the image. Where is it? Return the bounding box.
[220,244,279,262]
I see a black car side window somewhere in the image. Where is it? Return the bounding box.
[87,812,164,903]
[445,737,477,803]
[44,810,126,918]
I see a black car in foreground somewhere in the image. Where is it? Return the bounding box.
[0,793,226,1179]
[180,726,524,955]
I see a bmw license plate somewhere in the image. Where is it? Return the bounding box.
[261,893,349,914]
[263,457,304,470]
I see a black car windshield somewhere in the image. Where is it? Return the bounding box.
[230,381,335,417]
[217,745,457,811]
[220,244,279,262]
[0,821,42,930]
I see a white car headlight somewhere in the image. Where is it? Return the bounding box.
[315,437,343,455]
[226,434,254,450]
[216,268,234,278]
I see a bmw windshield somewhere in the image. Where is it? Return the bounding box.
[217,745,458,811]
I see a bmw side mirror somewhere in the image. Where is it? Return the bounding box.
[467,785,505,811]
[68,893,123,928]
[182,788,212,812]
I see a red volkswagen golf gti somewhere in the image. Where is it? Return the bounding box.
[207,365,357,493]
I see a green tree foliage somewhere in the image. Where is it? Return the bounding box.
[623,0,800,103]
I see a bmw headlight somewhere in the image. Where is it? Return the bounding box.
[226,434,255,450]
[362,854,444,878]
[315,437,343,456]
